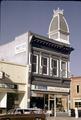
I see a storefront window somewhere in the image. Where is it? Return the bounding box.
[75,102,81,108]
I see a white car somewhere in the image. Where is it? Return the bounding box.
[7,108,42,115]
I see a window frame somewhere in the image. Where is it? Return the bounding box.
[51,58,58,77]
[61,60,67,78]
[42,56,49,75]
[77,85,80,94]
[75,102,81,108]
[32,54,38,74]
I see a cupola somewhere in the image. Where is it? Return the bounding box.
[48,8,70,44]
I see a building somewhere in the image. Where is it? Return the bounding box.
[0,8,73,113]
[70,77,81,109]
[0,61,29,113]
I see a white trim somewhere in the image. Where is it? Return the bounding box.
[39,53,42,74]
[48,86,69,93]
[55,59,58,77]
[74,99,81,102]
[47,58,49,75]
[29,52,31,65]
[50,57,52,76]
[0,71,3,79]
[60,59,62,77]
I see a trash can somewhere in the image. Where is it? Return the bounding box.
[78,109,81,117]
[70,109,75,117]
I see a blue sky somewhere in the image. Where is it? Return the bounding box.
[1,1,81,76]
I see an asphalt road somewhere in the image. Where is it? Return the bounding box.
[47,116,81,120]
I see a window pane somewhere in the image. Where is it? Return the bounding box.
[75,102,78,107]
[77,85,79,93]
[33,55,36,63]
[32,64,36,72]
[42,57,47,74]
[32,55,38,73]
[52,59,57,76]
[43,58,47,65]
[53,68,57,75]
[54,60,57,67]
[42,66,47,74]
[61,61,66,69]
[79,102,81,107]
[61,61,67,77]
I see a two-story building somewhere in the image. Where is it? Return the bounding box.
[0,8,73,113]
[70,76,81,109]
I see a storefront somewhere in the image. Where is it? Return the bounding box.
[0,61,29,113]
[30,85,70,114]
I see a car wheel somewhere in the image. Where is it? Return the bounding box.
[6,118,11,120]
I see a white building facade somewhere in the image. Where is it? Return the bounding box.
[0,9,73,113]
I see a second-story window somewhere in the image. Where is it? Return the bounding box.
[32,54,38,73]
[77,85,79,93]
[52,59,58,77]
[61,61,67,78]
[42,57,48,75]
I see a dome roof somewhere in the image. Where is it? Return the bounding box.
[50,16,58,32]
[60,14,68,33]
[48,8,70,44]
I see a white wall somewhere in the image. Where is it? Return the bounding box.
[0,93,7,108]
[0,32,30,65]
[19,65,30,108]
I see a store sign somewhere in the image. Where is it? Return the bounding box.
[47,86,69,93]
[15,42,26,54]
[31,91,43,97]
[0,83,17,89]
[31,85,47,91]
[31,85,69,93]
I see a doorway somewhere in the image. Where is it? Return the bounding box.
[7,93,18,111]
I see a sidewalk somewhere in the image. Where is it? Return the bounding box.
[47,116,81,120]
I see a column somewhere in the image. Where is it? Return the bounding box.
[67,95,70,112]
[48,94,50,110]
[54,95,56,117]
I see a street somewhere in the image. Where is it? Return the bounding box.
[47,116,81,120]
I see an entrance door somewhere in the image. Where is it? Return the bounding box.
[7,93,18,111]
[50,100,54,110]
[50,100,54,116]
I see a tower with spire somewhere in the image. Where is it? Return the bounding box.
[48,8,70,44]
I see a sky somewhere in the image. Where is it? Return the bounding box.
[0,1,81,76]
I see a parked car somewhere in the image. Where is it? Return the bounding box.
[7,108,43,114]
[0,108,46,120]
